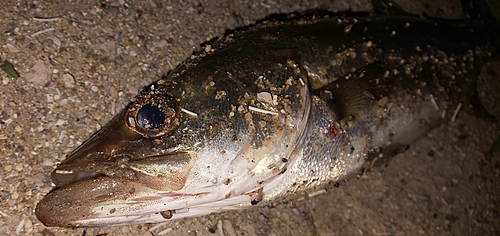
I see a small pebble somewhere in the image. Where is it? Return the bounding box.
[55,119,65,126]
[128,86,138,94]
[91,85,99,92]
[11,191,19,200]
[14,163,23,171]
[43,158,54,167]
[205,44,212,53]
[25,60,50,85]
[24,219,33,234]
[15,217,24,234]
[238,105,244,112]
[257,92,272,103]
[62,73,75,88]
[150,39,168,51]
[106,40,116,51]
[223,220,236,236]
[115,56,124,65]
[59,99,68,106]
[6,43,20,53]
[4,165,13,172]
[110,86,118,98]
[217,220,223,236]
[4,118,12,124]
[47,35,61,46]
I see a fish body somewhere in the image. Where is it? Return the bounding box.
[36,8,499,227]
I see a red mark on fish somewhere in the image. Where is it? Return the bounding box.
[329,122,339,138]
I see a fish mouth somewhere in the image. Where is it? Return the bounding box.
[35,172,231,227]
[35,163,248,227]
[35,177,211,228]
[36,150,199,227]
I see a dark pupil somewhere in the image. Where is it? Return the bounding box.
[137,104,165,129]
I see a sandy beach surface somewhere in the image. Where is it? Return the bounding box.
[0,0,499,235]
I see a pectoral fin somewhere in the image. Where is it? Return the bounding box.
[315,63,392,127]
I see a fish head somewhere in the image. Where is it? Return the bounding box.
[36,47,312,227]
[50,93,191,191]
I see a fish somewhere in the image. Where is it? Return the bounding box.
[35,0,499,227]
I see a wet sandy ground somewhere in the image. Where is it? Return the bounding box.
[1,0,499,235]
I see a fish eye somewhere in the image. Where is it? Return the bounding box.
[125,94,179,138]
[137,104,166,129]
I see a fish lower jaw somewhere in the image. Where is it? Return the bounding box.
[72,194,253,227]
[74,189,256,227]
[112,174,295,226]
